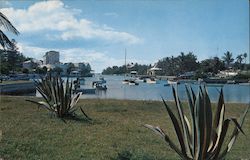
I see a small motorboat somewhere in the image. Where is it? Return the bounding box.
[99,76,106,83]
[93,82,107,90]
[146,78,160,84]
[122,79,130,84]
[128,80,139,85]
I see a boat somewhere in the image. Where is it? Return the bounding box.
[146,77,160,84]
[128,80,139,85]
[167,80,180,85]
[164,83,170,86]
[122,49,139,86]
[122,79,130,84]
[227,80,236,84]
[99,76,106,83]
[135,77,144,83]
[93,81,107,90]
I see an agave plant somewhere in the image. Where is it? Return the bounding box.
[145,85,249,160]
[27,75,91,121]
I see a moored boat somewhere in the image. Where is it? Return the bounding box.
[122,79,130,84]
[128,80,139,85]
[146,77,160,84]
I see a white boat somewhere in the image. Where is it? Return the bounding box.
[146,78,160,84]
[135,77,144,83]
[122,49,139,86]
[122,79,130,84]
[128,80,139,85]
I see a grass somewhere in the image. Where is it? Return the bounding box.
[0,96,249,159]
[0,80,32,85]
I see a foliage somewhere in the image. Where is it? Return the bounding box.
[145,86,249,160]
[234,72,250,80]
[22,68,29,74]
[222,51,234,67]
[78,63,92,76]
[35,66,47,74]
[156,52,198,76]
[0,12,19,50]
[52,66,63,75]
[0,49,29,74]
[66,62,75,75]
[199,57,225,74]
[26,75,91,121]
[102,63,149,75]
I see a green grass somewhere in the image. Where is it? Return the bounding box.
[0,80,32,85]
[0,96,249,159]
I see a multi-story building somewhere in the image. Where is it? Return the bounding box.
[43,51,59,65]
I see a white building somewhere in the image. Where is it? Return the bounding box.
[22,60,33,70]
[43,51,59,65]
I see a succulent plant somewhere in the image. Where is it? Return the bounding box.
[27,75,91,121]
[145,85,249,160]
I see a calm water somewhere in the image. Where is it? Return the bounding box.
[73,75,250,104]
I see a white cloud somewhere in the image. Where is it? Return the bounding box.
[0,1,141,44]
[17,43,148,72]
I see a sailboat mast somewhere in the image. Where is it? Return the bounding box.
[125,48,127,76]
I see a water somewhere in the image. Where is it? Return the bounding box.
[75,75,250,104]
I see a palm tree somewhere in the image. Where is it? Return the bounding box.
[222,51,234,68]
[236,54,243,64]
[0,12,19,50]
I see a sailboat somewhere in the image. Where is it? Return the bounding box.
[122,49,138,85]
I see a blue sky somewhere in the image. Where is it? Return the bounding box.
[0,0,249,72]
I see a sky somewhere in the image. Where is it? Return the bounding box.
[0,0,249,72]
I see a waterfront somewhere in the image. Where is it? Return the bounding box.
[66,75,250,103]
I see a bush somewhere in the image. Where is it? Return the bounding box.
[26,75,91,121]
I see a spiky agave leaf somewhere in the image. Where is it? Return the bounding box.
[145,86,248,160]
[144,124,189,160]
[26,75,91,120]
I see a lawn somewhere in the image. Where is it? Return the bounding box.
[0,80,32,85]
[0,96,249,159]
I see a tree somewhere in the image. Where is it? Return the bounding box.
[234,54,244,69]
[53,67,63,75]
[66,63,75,75]
[200,57,225,74]
[236,54,243,64]
[222,51,234,68]
[22,68,29,74]
[0,12,19,50]
[0,48,27,74]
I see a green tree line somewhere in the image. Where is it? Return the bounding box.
[102,51,249,76]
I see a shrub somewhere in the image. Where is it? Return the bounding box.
[145,85,249,160]
[26,75,91,121]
